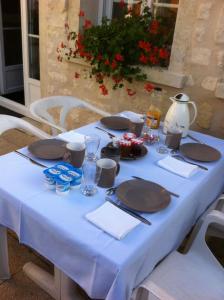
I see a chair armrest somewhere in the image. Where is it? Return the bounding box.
[215,194,224,211]
[191,210,224,253]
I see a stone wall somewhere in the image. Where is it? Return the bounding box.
[40,0,224,138]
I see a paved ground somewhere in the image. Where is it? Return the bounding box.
[0,112,223,299]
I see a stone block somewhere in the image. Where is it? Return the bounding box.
[215,6,224,44]
[217,51,224,69]
[215,82,224,99]
[197,2,213,20]
[194,23,206,42]
[185,75,195,87]
[201,77,218,91]
[191,48,211,65]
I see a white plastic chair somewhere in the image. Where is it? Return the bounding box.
[133,210,224,300]
[29,96,111,135]
[183,194,224,252]
[0,114,51,139]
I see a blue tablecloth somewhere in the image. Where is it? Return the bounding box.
[0,122,224,300]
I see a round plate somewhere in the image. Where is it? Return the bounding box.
[28,139,66,160]
[107,142,148,160]
[100,116,129,130]
[180,143,221,162]
[116,179,171,213]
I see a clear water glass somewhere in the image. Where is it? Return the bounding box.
[81,158,100,196]
[85,134,100,160]
[156,127,169,154]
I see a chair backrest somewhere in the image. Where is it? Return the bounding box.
[29,96,111,135]
[189,210,224,269]
[0,115,51,139]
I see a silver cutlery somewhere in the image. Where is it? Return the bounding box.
[187,134,205,144]
[95,126,116,138]
[106,186,117,196]
[172,154,208,171]
[14,150,48,168]
[106,197,151,225]
[132,176,180,198]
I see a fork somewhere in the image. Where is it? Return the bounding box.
[172,154,208,171]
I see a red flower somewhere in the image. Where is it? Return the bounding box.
[138,41,151,52]
[97,54,103,61]
[139,54,148,64]
[74,72,80,79]
[159,48,169,59]
[144,83,155,93]
[150,20,159,34]
[115,53,124,62]
[83,19,92,30]
[149,54,158,65]
[153,46,159,54]
[99,84,108,95]
[126,88,136,96]
[111,60,117,70]
[60,42,66,48]
[119,0,126,8]
[104,59,110,66]
[112,76,122,84]
[78,10,85,17]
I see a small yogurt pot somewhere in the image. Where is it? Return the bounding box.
[67,168,82,189]
[55,162,73,172]
[43,168,62,190]
[55,173,72,196]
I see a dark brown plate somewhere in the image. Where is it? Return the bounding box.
[107,142,148,160]
[116,179,171,213]
[180,143,221,162]
[28,139,66,160]
[100,116,129,130]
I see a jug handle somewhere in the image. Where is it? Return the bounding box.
[188,101,197,125]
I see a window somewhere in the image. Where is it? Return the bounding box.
[27,0,40,80]
[80,1,179,45]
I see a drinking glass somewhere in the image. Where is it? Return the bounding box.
[156,127,169,154]
[81,158,101,196]
[85,134,101,160]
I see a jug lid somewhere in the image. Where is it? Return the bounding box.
[171,93,189,102]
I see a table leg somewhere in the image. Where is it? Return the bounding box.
[0,225,10,280]
[23,262,78,300]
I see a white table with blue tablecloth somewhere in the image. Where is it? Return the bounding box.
[0,121,224,300]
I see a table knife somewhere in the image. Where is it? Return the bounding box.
[132,176,180,198]
[95,126,116,138]
[106,197,151,225]
[14,150,48,168]
[187,134,205,144]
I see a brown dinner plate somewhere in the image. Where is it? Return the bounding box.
[100,116,129,130]
[107,142,148,160]
[116,179,171,213]
[180,143,221,162]
[28,139,66,160]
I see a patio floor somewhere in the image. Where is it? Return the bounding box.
[0,114,223,299]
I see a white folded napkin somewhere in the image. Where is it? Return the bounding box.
[58,131,85,143]
[119,111,144,120]
[158,156,199,178]
[86,202,140,240]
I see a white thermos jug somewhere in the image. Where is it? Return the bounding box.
[163,93,197,137]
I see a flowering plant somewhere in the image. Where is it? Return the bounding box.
[58,5,173,95]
